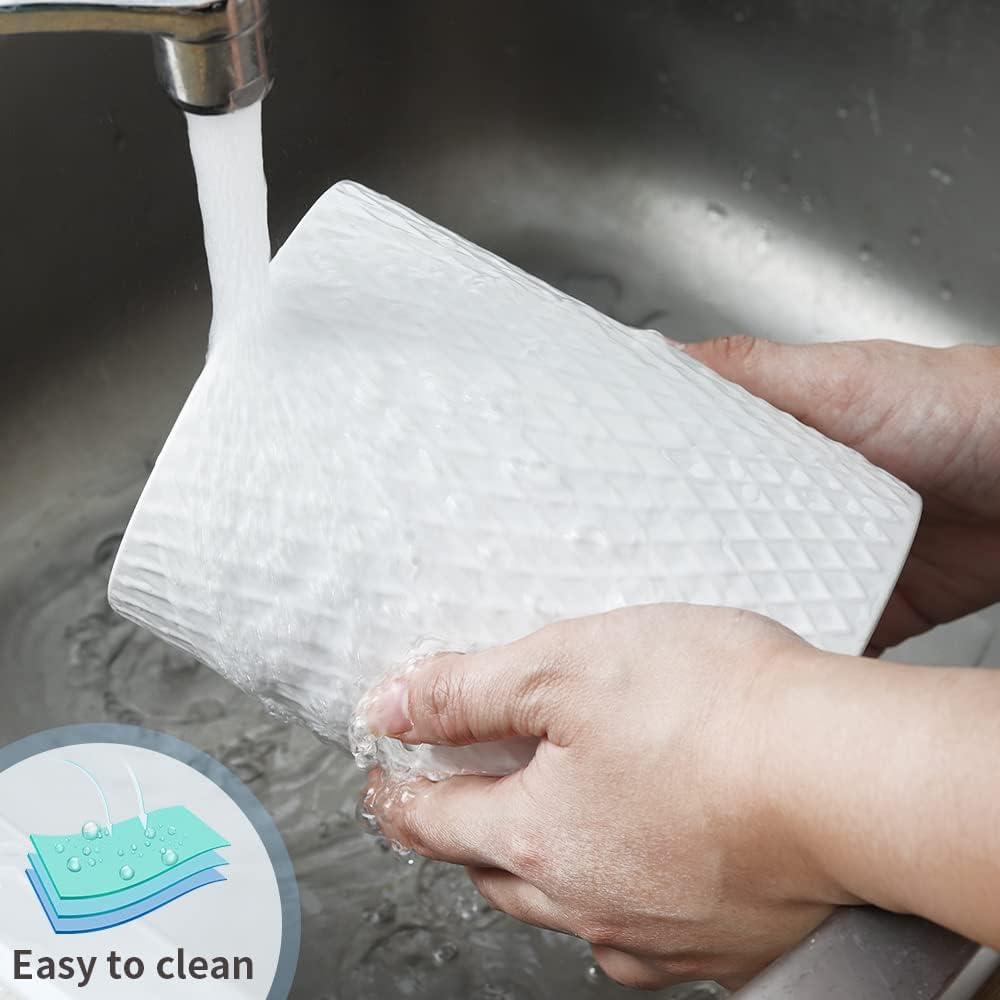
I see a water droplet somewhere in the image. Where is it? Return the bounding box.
[167,826,177,836]
[939,280,954,301]
[87,859,96,867]
[81,821,100,841]
[117,849,125,857]
[706,201,728,220]
[82,846,92,857]
[144,840,151,847]
[586,964,605,984]
[119,864,135,882]
[130,844,138,852]
[54,844,65,854]
[144,826,156,839]
[363,901,397,925]
[66,857,82,873]
[161,848,179,867]
[432,942,459,966]
[929,164,954,186]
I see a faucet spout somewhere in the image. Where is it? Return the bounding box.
[0,0,272,114]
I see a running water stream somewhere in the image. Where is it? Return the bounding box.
[185,105,272,351]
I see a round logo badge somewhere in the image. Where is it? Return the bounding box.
[0,724,300,997]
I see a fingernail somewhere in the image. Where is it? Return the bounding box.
[366,678,411,736]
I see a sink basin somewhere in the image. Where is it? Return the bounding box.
[2,2,998,997]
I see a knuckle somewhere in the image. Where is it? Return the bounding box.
[579,921,620,950]
[422,667,473,745]
[658,956,709,982]
[529,622,576,673]
[505,826,549,880]
[509,624,581,728]
[526,621,583,687]
[393,803,430,854]
[715,333,761,366]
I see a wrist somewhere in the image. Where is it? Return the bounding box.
[751,645,876,909]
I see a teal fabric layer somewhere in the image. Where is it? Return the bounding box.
[27,866,226,934]
[27,850,229,917]
[31,806,229,899]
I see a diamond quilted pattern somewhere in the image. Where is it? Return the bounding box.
[109,182,921,777]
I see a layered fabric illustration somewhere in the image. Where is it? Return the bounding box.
[25,807,229,933]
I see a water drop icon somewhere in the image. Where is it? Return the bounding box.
[82,846,92,857]
[162,848,179,867]
[54,844,65,854]
[67,857,82,873]
[81,821,100,841]
[119,864,135,882]
[144,826,156,839]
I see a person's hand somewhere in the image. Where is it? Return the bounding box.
[361,604,848,990]
[683,338,1000,652]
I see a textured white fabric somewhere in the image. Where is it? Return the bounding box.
[109,182,921,777]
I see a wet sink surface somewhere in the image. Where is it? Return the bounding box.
[3,2,999,997]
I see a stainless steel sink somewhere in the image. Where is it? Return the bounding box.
[2,2,999,997]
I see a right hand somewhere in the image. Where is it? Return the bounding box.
[683,337,1000,652]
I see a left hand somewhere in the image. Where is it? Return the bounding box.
[360,604,847,990]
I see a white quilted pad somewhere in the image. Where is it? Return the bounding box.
[109,181,921,777]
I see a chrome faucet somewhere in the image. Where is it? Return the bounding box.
[0,0,272,114]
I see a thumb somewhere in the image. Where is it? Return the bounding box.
[364,625,577,747]
[682,335,872,439]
